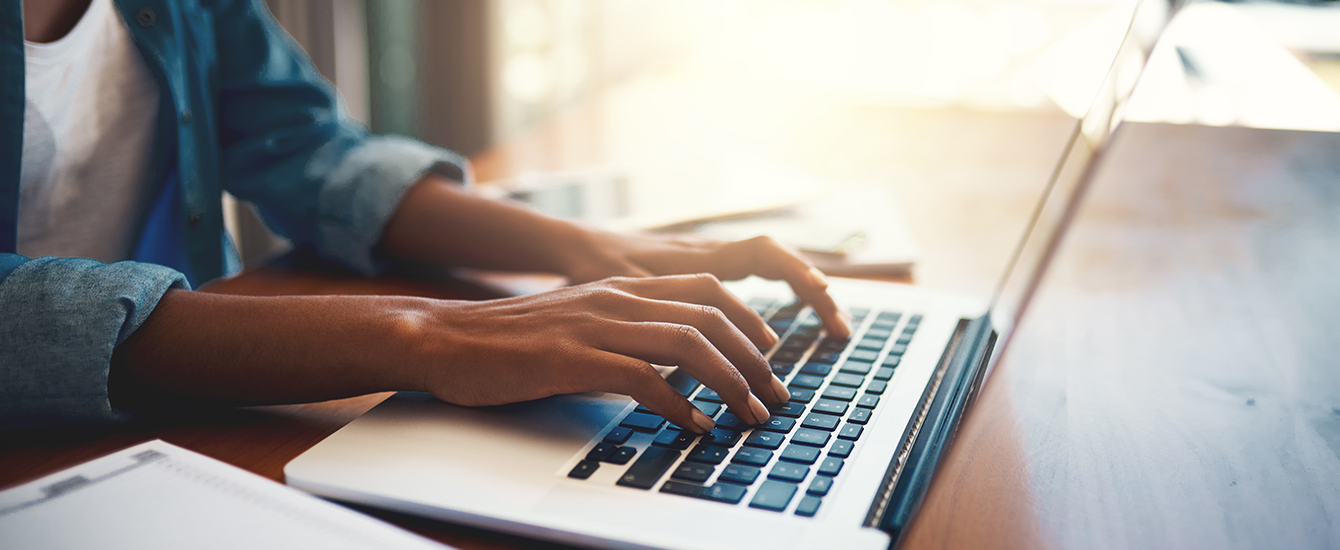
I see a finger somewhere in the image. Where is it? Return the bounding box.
[711,236,852,339]
[568,261,654,285]
[611,273,780,349]
[588,352,716,434]
[598,292,789,404]
[595,321,773,425]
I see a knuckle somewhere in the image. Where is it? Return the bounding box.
[692,272,722,288]
[669,323,706,348]
[691,303,727,326]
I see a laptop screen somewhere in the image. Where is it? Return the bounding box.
[986,0,1181,360]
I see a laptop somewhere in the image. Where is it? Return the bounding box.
[286,2,1179,548]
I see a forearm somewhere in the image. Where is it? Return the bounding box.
[379,174,599,275]
[107,289,428,411]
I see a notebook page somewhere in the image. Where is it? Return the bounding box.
[0,440,452,550]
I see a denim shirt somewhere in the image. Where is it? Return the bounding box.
[0,0,469,428]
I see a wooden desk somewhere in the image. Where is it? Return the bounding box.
[5,77,1333,547]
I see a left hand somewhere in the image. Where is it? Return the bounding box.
[564,231,852,340]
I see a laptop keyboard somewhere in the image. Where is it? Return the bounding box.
[566,298,922,518]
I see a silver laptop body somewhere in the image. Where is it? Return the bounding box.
[286,3,1177,548]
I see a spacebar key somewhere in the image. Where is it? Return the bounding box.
[616,446,681,489]
[660,481,748,504]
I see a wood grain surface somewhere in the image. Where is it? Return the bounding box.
[912,122,1340,550]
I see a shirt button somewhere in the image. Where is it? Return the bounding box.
[136,7,156,27]
[181,110,192,124]
[188,213,202,227]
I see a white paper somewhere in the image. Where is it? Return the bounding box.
[0,440,452,550]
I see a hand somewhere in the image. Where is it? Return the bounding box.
[564,231,853,340]
[397,274,793,433]
[380,177,851,339]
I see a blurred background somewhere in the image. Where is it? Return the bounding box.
[236,0,1340,289]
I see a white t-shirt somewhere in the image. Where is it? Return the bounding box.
[17,0,161,263]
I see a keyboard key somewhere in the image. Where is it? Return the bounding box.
[799,362,833,376]
[792,428,832,447]
[801,412,841,431]
[617,447,681,489]
[870,320,897,331]
[850,307,870,320]
[857,394,880,408]
[863,327,893,339]
[671,462,715,482]
[831,373,865,388]
[855,337,886,351]
[848,407,872,425]
[586,443,616,462]
[732,447,775,466]
[716,413,747,431]
[718,464,761,485]
[897,332,914,344]
[687,444,731,465]
[693,401,723,418]
[776,344,806,357]
[812,399,849,416]
[694,388,725,403]
[882,355,901,368]
[807,476,833,496]
[789,388,816,404]
[768,462,810,483]
[769,402,806,418]
[620,412,666,432]
[818,457,844,476]
[749,480,799,512]
[770,361,796,375]
[808,351,841,364]
[876,311,902,324]
[603,427,633,445]
[848,349,879,362]
[759,416,797,433]
[874,366,896,380]
[795,495,823,517]
[744,431,786,450]
[652,429,696,450]
[703,428,742,448]
[865,380,888,395]
[887,344,908,356]
[908,314,923,325]
[610,446,638,465]
[568,460,599,479]
[666,369,701,397]
[839,361,873,375]
[660,481,748,504]
[790,374,825,390]
[780,444,821,464]
[839,424,864,440]
[829,440,855,458]
[822,387,858,402]
[814,337,847,352]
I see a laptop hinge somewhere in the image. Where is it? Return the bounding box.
[862,314,996,546]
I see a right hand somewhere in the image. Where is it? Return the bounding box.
[390,274,792,433]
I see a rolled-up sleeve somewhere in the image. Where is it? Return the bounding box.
[211,0,470,275]
[0,255,187,428]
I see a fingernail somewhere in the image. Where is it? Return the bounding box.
[807,266,829,288]
[764,325,781,348]
[770,376,790,403]
[691,409,716,433]
[748,394,771,425]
